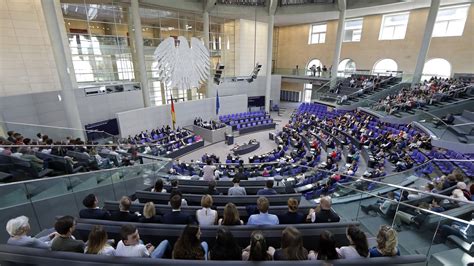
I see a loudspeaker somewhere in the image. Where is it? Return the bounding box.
[214,64,225,85]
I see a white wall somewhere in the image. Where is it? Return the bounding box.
[74,89,144,126]
[0,0,61,97]
[236,19,268,76]
[271,75,282,106]
[116,94,248,137]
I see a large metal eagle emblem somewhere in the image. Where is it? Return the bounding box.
[153,36,210,91]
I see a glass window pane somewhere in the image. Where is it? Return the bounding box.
[311,34,319,44]
[393,25,406,39]
[319,33,326,43]
[446,19,465,36]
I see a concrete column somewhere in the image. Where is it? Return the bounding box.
[131,0,151,107]
[203,11,213,98]
[127,9,141,86]
[265,15,274,113]
[411,0,440,86]
[41,0,84,139]
[330,0,346,87]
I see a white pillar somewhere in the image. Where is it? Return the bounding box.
[131,0,151,107]
[411,0,440,86]
[330,0,346,87]
[265,15,274,113]
[41,0,84,139]
[203,11,213,98]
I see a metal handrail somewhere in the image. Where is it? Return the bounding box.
[336,182,474,225]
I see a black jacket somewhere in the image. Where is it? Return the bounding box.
[109,211,139,222]
[162,211,195,225]
[79,208,111,220]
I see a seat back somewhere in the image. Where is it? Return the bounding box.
[0,244,427,266]
[135,191,301,206]
[75,219,357,251]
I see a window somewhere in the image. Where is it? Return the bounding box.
[306,59,323,76]
[433,5,470,37]
[308,24,327,44]
[337,59,356,77]
[372,59,398,74]
[344,18,363,42]
[304,83,312,103]
[379,12,410,40]
[422,58,451,81]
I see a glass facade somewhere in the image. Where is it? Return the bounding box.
[61,2,134,83]
[60,1,235,106]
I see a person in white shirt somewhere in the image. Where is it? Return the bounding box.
[337,225,369,259]
[202,160,216,182]
[115,224,169,258]
[196,195,217,226]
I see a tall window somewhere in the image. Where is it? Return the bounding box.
[308,24,327,44]
[344,18,363,42]
[422,58,451,81]
[433,5,470,37]
[379,12,410,40]
[337,59,356,77]
[304,83,312,102]
[372,59,398,75]
[306,59,323,75]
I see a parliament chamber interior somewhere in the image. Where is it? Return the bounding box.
[0,0,473,265]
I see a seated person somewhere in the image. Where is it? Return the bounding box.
[273,226,313,260]
[139,202,162,223]
[360,192,396,216]
[205,180,220,195]
[256,180,278,195]
[172,224,208,260]
[51,216,85,253]
[434,113,455,127]
[337,225,369,259]
[307,196,340,223]
[369,225,400,257]
[110,196,139,222]
[228,177,247,196]
[162,194,195,224]
[6,215,57,249]
[247,197,279,225]
[115,224,169,258]
[278,198,305,224]
[79,194,110,220]
[242,231,275,261]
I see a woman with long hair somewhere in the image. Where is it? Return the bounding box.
[316,230,340,260]
[209,227,242,260]
[273,226,310,260]
[369,225,400,257]
[242,231,274,261]
[172,224,208,260]
[337,225,369,258]
[218,202,244,225]
[85,225,115,255]
[151,178,166,192]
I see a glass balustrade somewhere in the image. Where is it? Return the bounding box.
[0,121,118,144]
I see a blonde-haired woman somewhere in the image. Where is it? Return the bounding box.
[369,225,400,257]
[6,215,57,249]
[139,202,162,223]
[196,194,217,226]
[85,225,115,255]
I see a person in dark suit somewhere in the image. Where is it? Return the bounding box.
[256,180,278,195]
[278,198,305,224]
[110,196,139,222]
[79,194,111,220]
[307,196,340,223]
[205,180,220,195]
[162,194,194,224]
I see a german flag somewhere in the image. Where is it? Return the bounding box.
[170,95,176,130]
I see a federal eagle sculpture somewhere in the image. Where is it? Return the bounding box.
[153,36,210,91]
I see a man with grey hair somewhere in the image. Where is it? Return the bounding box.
[307,196,340,223]
[6,215,57,249]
